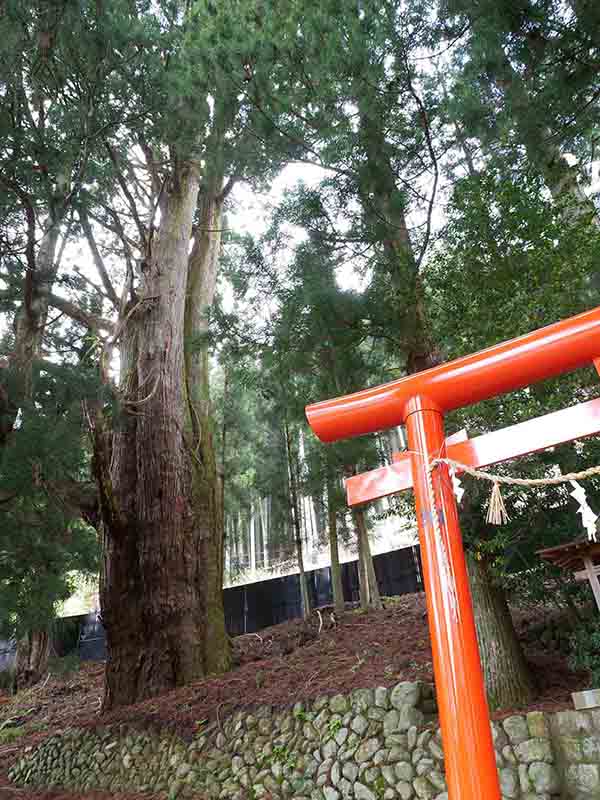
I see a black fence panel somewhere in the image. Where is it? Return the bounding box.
[78,613,107,661]
[250,574,300,631]
[75,546,422,662]
[0,640,15,672]
[341,560,360,603]
[54,615,87,657]
[373,546,422,596]
[224,585,246,637]
[308,567,332,609]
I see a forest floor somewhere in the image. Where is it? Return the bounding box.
[0,592,589,799]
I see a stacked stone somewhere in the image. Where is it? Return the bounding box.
[551,709,600,798]
[8,684,600,799]
[493,713,560,800]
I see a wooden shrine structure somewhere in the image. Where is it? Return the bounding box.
[539,538,600,612]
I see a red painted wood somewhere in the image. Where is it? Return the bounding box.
[449,396,600,471]
[345,398,600,506]
[345,457,413,506]
[405,400,501,800]
[307,305,600,443]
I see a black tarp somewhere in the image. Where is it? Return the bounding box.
[0,640,15,672]
[76,546,422,661]
[78,613,107,661]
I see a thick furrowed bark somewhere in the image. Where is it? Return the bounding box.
[101,163,221,709]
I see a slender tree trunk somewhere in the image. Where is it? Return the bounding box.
[219,372,228,586]
[355,102,438,374]
[353,506,383,611]
[285,420,311,620]
[185,152,236,666]
[259,497,268,568]
[356,512,370,611]
[467,553,535,710]
[15,631,51,689]
[10,214,65,689]
[327,481,345,615]
[359,509,383,610]
[13,219,62,386]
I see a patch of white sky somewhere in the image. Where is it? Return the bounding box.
[224,160,366,312]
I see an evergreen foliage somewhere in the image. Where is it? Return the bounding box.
[0,362,99,640]
[1,0,599,702]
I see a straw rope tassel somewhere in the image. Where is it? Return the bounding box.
[486,481,510,525]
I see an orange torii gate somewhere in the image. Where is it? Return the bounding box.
[305,305,600,800]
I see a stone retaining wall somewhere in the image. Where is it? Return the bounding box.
[8,682,600,799]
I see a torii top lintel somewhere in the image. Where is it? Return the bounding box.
[306,305,600,443]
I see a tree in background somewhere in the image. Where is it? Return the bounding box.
[440,0,600,220]
[0,357,99,686]
[0,0,121,686]
[220,183,392,611]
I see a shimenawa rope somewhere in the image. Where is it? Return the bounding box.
[429,458,600,526]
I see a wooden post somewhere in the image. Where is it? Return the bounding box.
[583,557,600,612]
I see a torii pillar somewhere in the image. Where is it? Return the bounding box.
[306,306,600,800]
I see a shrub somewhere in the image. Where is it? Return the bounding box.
[47,653,80,678]
[0,669,14,693]
[0,727,24,745]
[569,618,600,687]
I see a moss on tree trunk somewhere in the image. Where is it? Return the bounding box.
[99,162,231,709]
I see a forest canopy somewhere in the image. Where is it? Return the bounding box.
[0,0,599,711]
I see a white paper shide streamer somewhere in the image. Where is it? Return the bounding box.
[570,480,598,541]
[450,465,464,505]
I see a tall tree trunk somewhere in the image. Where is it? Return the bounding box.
[327,480,345,615]
[219,371,229,586]
[356,97,438,375]
[13,219,62,387]
[285,420,311,620]
[99,161,230,710]
[184,160,232,668]
[467,553,535,710]
[258,497,268,568]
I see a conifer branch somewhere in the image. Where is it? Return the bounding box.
[104,141,147,249]
[46,293,114,333]
[78,207,120,309]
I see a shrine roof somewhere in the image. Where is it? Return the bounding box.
[537,537,600,570]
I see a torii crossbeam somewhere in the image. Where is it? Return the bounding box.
[305,305,600,800]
